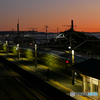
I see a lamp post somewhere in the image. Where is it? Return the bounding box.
[68,46,74,85]
[16,44,20,59]
[72,50,75,84]
[72,50,74,64]
[35,44,37,67]
[6,41,8,54]
[72,46,77,82]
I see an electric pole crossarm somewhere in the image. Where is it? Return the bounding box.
[63,20,77,31]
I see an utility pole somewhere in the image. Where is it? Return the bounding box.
[45,25,48,33]
[63,20,77,31]
[17,18,19,37]
[35,44,37,67]
[45,25,49,44]
[63,20,77,51]
[64,20,77,85]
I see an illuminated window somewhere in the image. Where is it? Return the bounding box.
[93,84,98,92]
[87,82,90,91]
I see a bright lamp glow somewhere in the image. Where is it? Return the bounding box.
[17,44,19,47]
[72,50,74,55]
[68,46,71,49]
[35,44,37,48]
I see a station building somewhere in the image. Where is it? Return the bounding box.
[69,58,100,100]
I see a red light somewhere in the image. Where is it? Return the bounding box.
[66,60,69,63]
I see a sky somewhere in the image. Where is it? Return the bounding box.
[0,0,100,33]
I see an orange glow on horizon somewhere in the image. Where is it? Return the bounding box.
[1,0,100,33]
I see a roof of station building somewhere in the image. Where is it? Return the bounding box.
[69,58,100,79]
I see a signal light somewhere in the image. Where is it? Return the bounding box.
[66,60,69,64]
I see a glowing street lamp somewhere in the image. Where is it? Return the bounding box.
[72,50,74,65]
[6,41,8,54]
[35,44,37,67]
[6,40,7,44]
[68,46,71,49]
[16,44,20,59]
[17,44,19,47]
[74,72,77,83]
[72,50,77,83]
[72,49,75,85]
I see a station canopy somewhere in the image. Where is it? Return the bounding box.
[69,58,100,80]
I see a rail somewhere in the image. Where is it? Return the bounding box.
[0,62,52,100]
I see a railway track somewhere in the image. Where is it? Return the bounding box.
[0,62,52,100]
[0,55,75,100]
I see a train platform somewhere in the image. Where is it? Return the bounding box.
[0,52,96,100]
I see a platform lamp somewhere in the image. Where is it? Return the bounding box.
[6,41,8,54]
[68,46,75,85]
[16,44,20,59]
[72,50,77,83]
[35,44,37,67]
[72,49,75,85]
[72,50,74,65]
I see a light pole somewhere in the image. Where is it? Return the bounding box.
[74,72,77,83]
[72,50,77,82]
[72,50,74,65]
[72,49,75,84]
[68,47,75,85]
[6,41,8,54]
[35,44,37,67]
[16,44,19,59]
